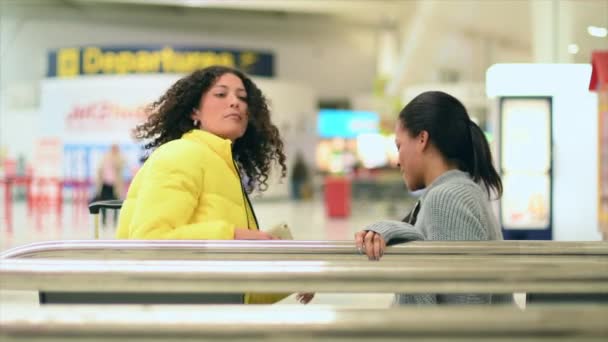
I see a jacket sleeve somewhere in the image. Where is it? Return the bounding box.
[127,146,235,240]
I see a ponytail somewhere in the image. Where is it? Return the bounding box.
[468,121,502,198]
[399,91,502,199]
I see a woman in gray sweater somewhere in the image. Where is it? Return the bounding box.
[355,91,508,305]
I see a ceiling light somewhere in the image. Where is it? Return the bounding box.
[587,26,608,38]
[568,44,579,54]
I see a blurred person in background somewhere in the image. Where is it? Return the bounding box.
[115,66,313,304]
[290,151,310,200]
[15,154,27,200]
[95,143,126,226]
[355,91,510,305]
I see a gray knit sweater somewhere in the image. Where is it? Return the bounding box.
[364,169,511,306]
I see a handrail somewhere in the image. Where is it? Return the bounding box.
[1,258,606,293]
[2,240,607,260]
[2,305,607,341]
[88,199,123,214]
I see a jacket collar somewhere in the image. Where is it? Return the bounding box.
[182,129,236,171]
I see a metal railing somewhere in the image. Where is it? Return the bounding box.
[1,258,606,294]
[3,240,607,260]
[1,305,607,341]
[2,240,606,305]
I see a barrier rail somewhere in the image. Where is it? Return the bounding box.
[1,258,606,294]
[3,240,607,260]
[3,240,606,305]
[1,305,607,341]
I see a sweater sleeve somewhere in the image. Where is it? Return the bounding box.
[363,220,425,245]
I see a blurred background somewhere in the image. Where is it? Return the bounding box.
[1,0,607,249]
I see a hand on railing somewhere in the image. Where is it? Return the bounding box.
[234,228,277,240]
[355,230,386,261]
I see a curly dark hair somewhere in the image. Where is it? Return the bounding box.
[133,66,287,192]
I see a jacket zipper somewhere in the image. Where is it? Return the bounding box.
[232,159,260,230]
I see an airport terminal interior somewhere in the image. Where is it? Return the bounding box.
[1,0,608,340]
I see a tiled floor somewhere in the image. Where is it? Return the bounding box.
[1,197,415,308]
[1,196,413,249]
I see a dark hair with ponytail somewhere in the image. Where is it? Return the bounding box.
[399,91,502,198]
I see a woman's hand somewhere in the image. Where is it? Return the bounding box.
[354,230,386,261]
[234,228,277,240]
[296,292,315,304]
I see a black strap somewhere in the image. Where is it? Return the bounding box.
[401,200,421,225]
[232,159,260,230]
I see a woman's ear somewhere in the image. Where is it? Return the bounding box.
[418,130,430,151]
[191,108,199,121]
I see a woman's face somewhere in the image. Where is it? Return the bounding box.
[192,73,249,141]
[395,121,425,191]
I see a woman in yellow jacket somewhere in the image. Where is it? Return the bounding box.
[116,66,313,304]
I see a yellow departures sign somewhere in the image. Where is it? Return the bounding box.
[54,46,268,78]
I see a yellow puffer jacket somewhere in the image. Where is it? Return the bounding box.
[116,129,287,304]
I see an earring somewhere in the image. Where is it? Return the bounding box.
[193,119,199,127]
